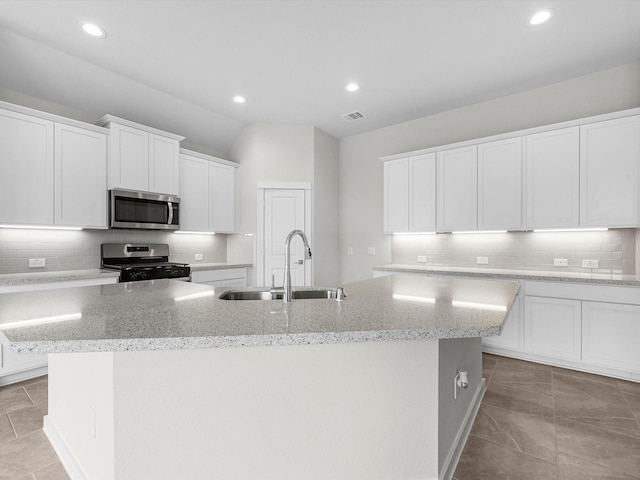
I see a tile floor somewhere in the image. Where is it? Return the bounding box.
[1,354,639,479]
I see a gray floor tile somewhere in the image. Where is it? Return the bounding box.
[558,453,640,479]
[0,386,33,415]
[0,430,59,480]
[8,402,47,438]
[483,379,555,421]
[32,461,70,480]
[0,413,16,442]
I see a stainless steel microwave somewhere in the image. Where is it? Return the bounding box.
[109,189,180,230]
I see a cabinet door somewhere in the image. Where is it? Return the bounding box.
[179,154,210,231]
[580,115,640,227]
[110,123,149,191]
[0,109,54,225]
[583,301,640,373]
[0,342,48,382]
[54,124,107,228]
[209,162,236,233]
[409,153,436,232]
[483,293,520,351]
[149,133,179,195]
[525,127,579,229]
[437,146,477,232]
[524,296,581,360]
[478,138,522,230]
[383,159,409,233]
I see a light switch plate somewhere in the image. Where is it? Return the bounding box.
[347,247,353,256]
[367,247,376,256]
[476,256,489,265]
[194,253,204,261]
[553,258,568,267]
[582,259,599,268]
[28,258,46,268]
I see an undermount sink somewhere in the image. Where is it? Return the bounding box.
[219,288,342,301]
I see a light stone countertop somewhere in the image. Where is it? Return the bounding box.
[188,262,252,271]
[0,275,519,354]
[0,269,120,287]
[374,265,640,287]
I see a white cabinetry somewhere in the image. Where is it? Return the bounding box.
[482,288,521,351]
[179,150,238,234]
[525,127,580,229]
[190,267,248,287]
[580,115,640,227]
[0,103,108,229]
[0,276,119,386]
[477,137,522,230]
[0,108,54,226]
[436,146,477,232]
[582,301,640,372]
[524,296,582,361]
[55,123,107,228]
[99,115,184,195]
[383,154,436,233]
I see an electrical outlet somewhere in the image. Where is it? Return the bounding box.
[417,255,427,263]
[194,253,203,261]
[476,256,489,265]
[28,258,46,268]
[582,259,599,268]
[347,247,353,256]
[553,258,568,267]
[367,247,376,255]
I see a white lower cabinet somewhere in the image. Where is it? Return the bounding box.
[582,301,640,372]
[190,268,248,287]
[482,287,521,351]
[524,296,582,361]
[0,276,119,386]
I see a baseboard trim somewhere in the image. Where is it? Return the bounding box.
[439,378,486,480]
[43,415,88,480]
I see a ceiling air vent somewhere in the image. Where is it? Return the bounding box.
[341,111,366,122]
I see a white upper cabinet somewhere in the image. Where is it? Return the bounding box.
[437,145,477,232]
[383,159,409,233]
[580,115,640,227]
[478,137,522,230]
[99,115,184,195]
[179,150,238,233]
[525,127,580,229]
[383,154,436,233]
[54,124,107,228]
[0,108,54,226]
[209,161,237,233]
[0,104,107,229]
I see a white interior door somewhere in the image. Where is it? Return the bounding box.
[263,189,308,288]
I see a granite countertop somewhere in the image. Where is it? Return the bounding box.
[188,262,252,271]
[0,269,120,287]
[0,275,519,354]
[374,265,640,287]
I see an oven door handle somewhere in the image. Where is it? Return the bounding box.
[167,202,174,225]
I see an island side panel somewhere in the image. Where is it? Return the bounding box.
[112,340,441,480]
[46,352,116,480]
[437,337,484,478]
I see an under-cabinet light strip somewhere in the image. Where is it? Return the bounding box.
[174,231,216,235]
[0,225,83,231]
[532,228,609,233]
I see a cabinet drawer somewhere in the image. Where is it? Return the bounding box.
[524,281,640,305]
[190,268,247,284]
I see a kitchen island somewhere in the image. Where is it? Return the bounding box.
[0,275,519,480]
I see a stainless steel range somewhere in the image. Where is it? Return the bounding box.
[101,243,190,282]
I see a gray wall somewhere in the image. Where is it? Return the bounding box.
[338,61,640,283]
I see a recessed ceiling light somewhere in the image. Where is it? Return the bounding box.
[346,83,359,92]
[529,9,554,25]
[80,22,107,38]
[233,96,246,104]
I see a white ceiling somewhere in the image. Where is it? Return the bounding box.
[1,0,639,154]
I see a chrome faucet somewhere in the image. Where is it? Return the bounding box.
[283,229,312,302]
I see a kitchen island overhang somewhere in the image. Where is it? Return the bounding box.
[0,275,519,480]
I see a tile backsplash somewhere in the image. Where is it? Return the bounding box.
[392,229,636,275]
[0,228,227,274]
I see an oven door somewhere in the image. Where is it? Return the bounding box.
[110,189,180,230]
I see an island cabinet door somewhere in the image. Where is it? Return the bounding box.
[524,296,582,361]
[582,301,640,373]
